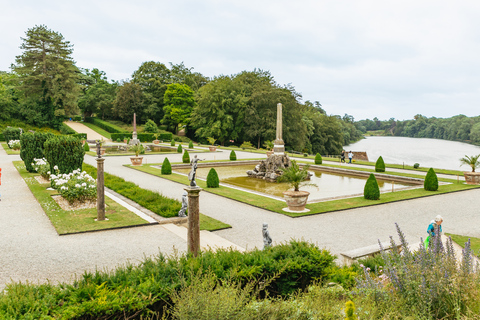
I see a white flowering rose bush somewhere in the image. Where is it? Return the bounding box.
[32,158,51,179]
[8,140,21,150]
[50,168,97,203]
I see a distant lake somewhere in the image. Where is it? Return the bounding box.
[344,136,480,171]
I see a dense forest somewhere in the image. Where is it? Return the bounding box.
[356,114,480,145]
[0,25,363,155]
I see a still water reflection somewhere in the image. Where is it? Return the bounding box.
[175,165,416,201]
[345,136,480,171]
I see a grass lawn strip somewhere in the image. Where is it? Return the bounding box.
[13,161,149,235]
[128,163,480,218]
[77,122,112,139]
[447,233,480,255]
[1,142,20,155]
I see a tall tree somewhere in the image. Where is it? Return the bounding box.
[0,72,20,121]
[162,83,195,134]
[78,68,118,119]
[12,25,80,128]
[112,81,144,122]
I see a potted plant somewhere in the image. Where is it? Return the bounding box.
[277,160,316,211]
[460,154,480,184]
[207,137,217,152]
[264,140,274,157]
[153,133,160,144]
[129,143,145,165]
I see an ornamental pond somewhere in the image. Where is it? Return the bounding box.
[173,164,420,202]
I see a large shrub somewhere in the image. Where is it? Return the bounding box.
[143,119,158,133]
[424,168,439,191]
[315,153,322,164]
[183,150,190,164]
[206,168,219,188]
[44,135,85,174]
[161,157,172,174]
[230,150,237,161]
[364,173,380,200]
[20,132,55,172]
[3,127,22,143]
[375,156,385,172]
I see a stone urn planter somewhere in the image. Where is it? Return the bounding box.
[153,140,160,144]
[463,172,480,185]
[283,190,310,211]
[130,157,143,166]
[209,146,217,152]
[100,148,106,155]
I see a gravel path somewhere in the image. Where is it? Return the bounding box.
[2,133,479,290]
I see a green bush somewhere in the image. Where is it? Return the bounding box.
[206,168,220,188]
[3,127,22,143]
[315,153,322,164]
[84,117,126,133]
[177,144,182,153]
[364,173,380,200]
[183,150,190,164]
[44,135,85,174]
[414,163,420,169]
[0,240,337,319]
[161,157,172,175]
[20,132,55,172]
[143,119,158,133]
[189,141,194,149]
[229,150,237,161]
[375,156,385,172]
[240,141,254,149]
[424,168,439,191]
[83,142,90,151]
[171,140,175,146]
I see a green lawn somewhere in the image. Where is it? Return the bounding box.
[13,161,149,235]
[128,163,480,217]
[447,233,480,255]
[80,122,112,139]
[1,142,20,155]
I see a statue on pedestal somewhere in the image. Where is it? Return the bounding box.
[188,155,205,187]
[178,191,188,217]
[262,223,272,249]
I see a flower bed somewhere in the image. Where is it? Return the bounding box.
[50,168,97,204]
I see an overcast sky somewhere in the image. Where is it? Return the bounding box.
[2,0,480,121]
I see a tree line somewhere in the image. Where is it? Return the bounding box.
[0,25,363,154]
[356,114,480,145]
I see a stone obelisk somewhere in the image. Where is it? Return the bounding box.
[274,103,285,155]
[129,113,140,145]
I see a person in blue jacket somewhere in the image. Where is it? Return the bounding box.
[424,215,443,249]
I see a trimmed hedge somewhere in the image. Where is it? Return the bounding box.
[375,156,385,172]
[177,144,182,153]
[230,150,237,161]
[315,153,322,164]
[183,150,190,164]
[0,133,3,141]
[188,141,194,149]
[161,158,172,174]
[84,117,126,133]
[171,140,175,146]
[2,127,22,143]
[0,240,337,319]
[44,135,85,174]
[424,168,439,191]
[364,173,380,200]
[110,132,173,142]
[20,132,55,172]
[206,168,220,188]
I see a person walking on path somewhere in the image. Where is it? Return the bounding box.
[348,151,353,163]
[424,215,443,249]
[341,150,346,163]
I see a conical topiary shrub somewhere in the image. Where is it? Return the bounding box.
[364,173,380,200]
[171,140,175,146]
[84,142,90,152]
[161,157,172,175]
[206,168,219,188]
[183,150,190,164]
[315,153,322,164]
[177,144,182,153]
[230,150,237,161]
[424,167,439,191]
[375,156,385,172]
[188,141,193,149]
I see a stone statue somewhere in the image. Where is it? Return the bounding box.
[178,191,188,217]
[188,155,204,187]
[262,223,272,249]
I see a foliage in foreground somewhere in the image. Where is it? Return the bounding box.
[0,241,339,319]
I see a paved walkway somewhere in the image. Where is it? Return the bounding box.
[1,124,480,290]
[63,121,108,141]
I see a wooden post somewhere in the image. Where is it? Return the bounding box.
[96,157,105,221]
[185,186,202,256]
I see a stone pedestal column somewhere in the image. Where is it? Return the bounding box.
[185,186,202,256]
[274,103,285,155]
[96,157,105,221]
